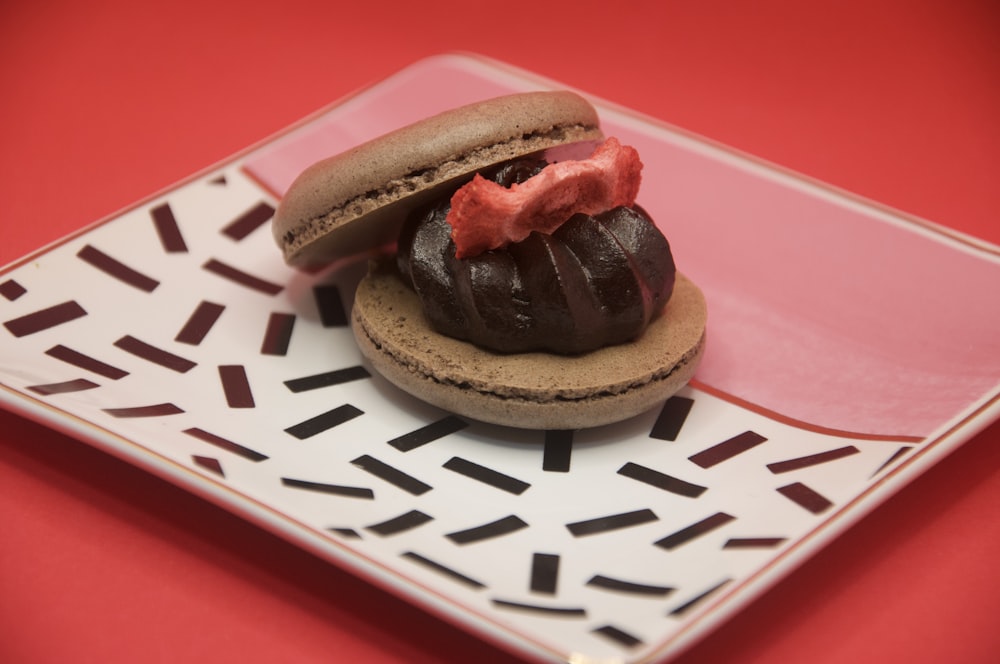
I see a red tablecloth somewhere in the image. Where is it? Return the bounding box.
[2,1,998,662]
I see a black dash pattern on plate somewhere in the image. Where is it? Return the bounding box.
[446,515,529,544]
[776,482,833,514]
[218,365,255,408]
[202,258,283,295]
[4,301,87,337]
[183,427,268,462]
[284,366,370,392]
[387,416,468,452]
[46,345,128,379]
[689,430,767,468]
[192,455,224,477]
[351,455,432,495]
[175,301,225,345]
[654,512,736,550]
[668,579,732,617]
[221,201,275,240]
[114,335,196,373]
[442,456,530,495]
[313,284,349,327]
[284,404,363,439]
[27,378,100,396]
[586,574,673,597]
[491,599,586,617]
[366,510,433,536]
[617,462,707,498]
[542,430,573,472]
[592,624,643,649]
[530,553,560,595]
[150,202,188,253]
[102,403,184,418]
[566,509,659,537]
[650,395,695,441]
[0,279,26,301]
[767,445,860,473]
[77,245,159,292]
[280,477,374,499]
[261,312,296,355]
[401,551,486,589]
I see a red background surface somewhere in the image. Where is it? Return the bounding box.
[2,1,998,662]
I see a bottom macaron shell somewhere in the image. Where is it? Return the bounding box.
[351,259,707,429]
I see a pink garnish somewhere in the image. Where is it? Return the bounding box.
[446,137,642,258]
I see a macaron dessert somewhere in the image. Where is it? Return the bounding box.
[273,91,706,429]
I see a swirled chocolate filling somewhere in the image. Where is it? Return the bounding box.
[396,158,676,355]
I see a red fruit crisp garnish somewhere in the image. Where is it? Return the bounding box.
[446,137,642,258]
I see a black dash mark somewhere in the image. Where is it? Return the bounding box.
[593,625,643,649]
[767,446,860,474]
[617,462,706,498]
[219,365,254,408]
[284,366,370,392]
[313,284,348,327]
[280,477,374,499]
[261,313,295,355]
[366,510,433,536]
[443,457,530,495]
[203,259,283,295]
[150,202,188,253]
[183,427,268,462]
[351,455,432,495]
[723,537,787,549]
[114,335,196,373]
[209,175,227,186]
[491,599,586,617]
[192,455,224,477]
[530,553,560,594]
[329,528,361,538]
[401,552,486,589]
[222,201,275,240]
[567,509,659,537]
[543,430,573,472]
[446,515,528,544]
[175,301,225,345]
[668,579,732,617]
[654,512,736,550]
[871,446,914,478]
[0,279,26,301]
[650,395,694,441]
[586,575,673,597]
[103,403,184,418]
[27,378,100,395]
[284,404,364,439]
[777,482,833,514]
[388,416,468,452]
[4,301,87,337]
[77,245,159,292]
[45,345,128,379]
[689,430,767,468]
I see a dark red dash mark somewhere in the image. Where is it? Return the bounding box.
[0,279,26,301]
[777,482,833,514]
[530,553,560,594]
[202,259,283,295]
[283,366,370,392]
[650,395,694,441]
[592,625,643,648]
[329,528,361,539]
[387,416,468,452]
[689,431,767,468]
[566,509,659,537]
[617,462,707,498]
[280,477,374,499]
[401,552,486,589]
[586,575,673,597]
[871,446,914,478]
[219,365,254,408]
[284,404,364,439]
[491,599,586,617]
[366,510,433,536]
[542,430,573,472]
[446,515,529,544]
[77,245,159,292]
[351,455,432,495]
[114,335,196,373]
[4,301,87,337]
[261,312,295,355]
[654,512,736,550]
[192,455,224,477]
[222,201,275,240]
[209,175,227,186]
[767,445,860,473]
[668,579,732,617]
[103,403,184,418]
[150,202,188,253]
[183,427,268,462]
[46,345,128,379]
[443,456,530,495]
[175,301,225,345]
[723,537,787,549]
[27,378,100,395]
[313,284,348,327]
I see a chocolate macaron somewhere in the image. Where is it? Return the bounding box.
[274,91,707,429]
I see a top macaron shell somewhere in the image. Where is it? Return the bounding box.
[272,91,604,267]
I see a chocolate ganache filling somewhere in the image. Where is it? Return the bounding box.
[396,158,676,355]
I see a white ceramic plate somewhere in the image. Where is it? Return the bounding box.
[3,54,999,663]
